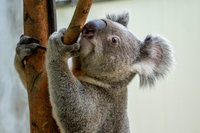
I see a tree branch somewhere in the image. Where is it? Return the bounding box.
[64,0,93,45]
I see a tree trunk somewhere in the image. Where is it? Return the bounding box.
[23,0,93,132]
[23,0,59,132]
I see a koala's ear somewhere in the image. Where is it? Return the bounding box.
[106,12,129,27]
[132,35,174,87]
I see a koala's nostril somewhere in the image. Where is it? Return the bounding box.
[82,28,95,38]
[85,29,95,34]
[82,19,107,39]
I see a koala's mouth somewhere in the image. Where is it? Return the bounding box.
[79,36,95,56]
[80,36,94,46]
[79,19,107,56]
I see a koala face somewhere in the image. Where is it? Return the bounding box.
[79,12,174,86]
[79,18,140,82]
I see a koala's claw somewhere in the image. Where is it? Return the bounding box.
[19,35,40,45]
[16,35,46,61]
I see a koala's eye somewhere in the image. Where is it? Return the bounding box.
[112,37,118,44]
[108,35,120,47]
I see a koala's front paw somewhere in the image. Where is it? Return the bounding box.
[16,35,46,62]
[47,28,80,59]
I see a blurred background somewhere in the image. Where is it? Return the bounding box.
[1,0,200,133]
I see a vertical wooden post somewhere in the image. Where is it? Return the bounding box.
[23,0,59,132]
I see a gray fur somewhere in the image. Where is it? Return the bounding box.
[138,35,174,87]
[106,12,130,27]
[14,13,174,133]
[14,35,46,87]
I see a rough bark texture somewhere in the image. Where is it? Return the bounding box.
[64,0,93,45]
[23,0,59,132]
[23,0,93,132]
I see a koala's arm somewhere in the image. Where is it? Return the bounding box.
[46,29,91,132]
[14,54,26,86]
[14,35,45,87]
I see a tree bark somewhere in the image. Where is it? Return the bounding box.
[23,0,93,132]
[23,0,59,132]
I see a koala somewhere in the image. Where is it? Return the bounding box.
[15,12,174,133]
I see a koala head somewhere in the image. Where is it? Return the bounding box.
[78,12,174,87]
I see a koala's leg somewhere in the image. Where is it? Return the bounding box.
[14,35,46,87]
[46,29,88,132]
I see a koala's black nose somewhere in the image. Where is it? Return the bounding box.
[82,19,107,39]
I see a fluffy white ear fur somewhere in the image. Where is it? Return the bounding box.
[106,12,130,27]
[131,35,174,87]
